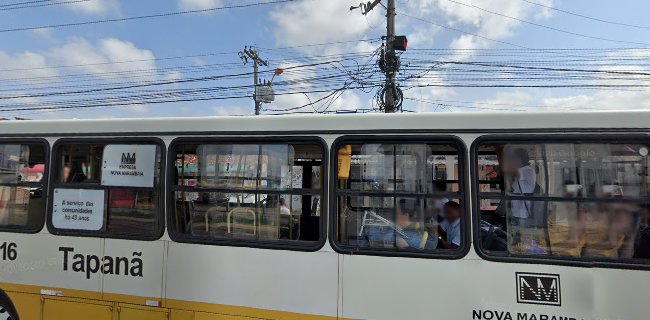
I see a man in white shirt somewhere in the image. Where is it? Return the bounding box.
[279,198,291,215]
[503,148,536,222]
[438,201,462,249]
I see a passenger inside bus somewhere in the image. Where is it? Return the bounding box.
[279,198,291,215]
[396,199,437,250]
[337,142,462,253]
[502,147,537,223]
[438,201,461,249]
[477,142,650,262]
[362,198,437,250]
[65,163,88,183]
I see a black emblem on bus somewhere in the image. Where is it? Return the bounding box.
[516,273,561,306]
[121,153,136,165]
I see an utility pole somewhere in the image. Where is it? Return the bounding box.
[239,47,269,115]
[351,0,405,113]
[384,0,396,113]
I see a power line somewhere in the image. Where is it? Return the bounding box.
[404,97,527,112]
[0,60,351,101]
[0,0,91,12]
[257,38,382,51]
[0,0,296,34]
[0,88,362,113]
[0,0,59,8]
[0,46,376,74]
[443,0,650,46]
[447,61,650,77]
[520,0,650,30]
[398,11,530,49]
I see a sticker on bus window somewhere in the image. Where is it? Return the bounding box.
[52,188,105,231]
[101,145,156,188]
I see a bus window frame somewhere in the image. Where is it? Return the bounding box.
[471,134,650,270]
[0,138,50,234]
[166,136,328,252]
[46,137,166,241]
[329,135,470,260]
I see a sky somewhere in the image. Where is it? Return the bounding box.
[1,0,650,119]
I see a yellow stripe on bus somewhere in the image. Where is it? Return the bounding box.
[1,282,341,320]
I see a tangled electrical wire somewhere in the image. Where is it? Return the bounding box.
[374,83,404,112]
[374,46,404,112]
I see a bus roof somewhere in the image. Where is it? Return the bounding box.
[1,110,650,135]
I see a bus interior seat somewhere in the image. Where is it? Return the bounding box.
[110,189,136,208]
[279,214,299,240]
[227,207,256,237]
[419,230,430,249]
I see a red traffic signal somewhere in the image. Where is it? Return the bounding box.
[393,36,408,51]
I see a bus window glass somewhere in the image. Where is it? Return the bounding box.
[171,142,323,245]
[477,141,650,263]
[335,142,464,254]
[0,143,46,231]
[51,142,162,237]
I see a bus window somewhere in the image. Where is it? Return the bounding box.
[170,141,324,248]
[334,139,465,256]
[476,139,650,265]
[49,141,163,239]
[0,142,47,232]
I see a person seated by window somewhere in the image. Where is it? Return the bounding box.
[279,198,291,215]
[438,201,461,249]
[279,197,299,240]
[65,163,87,183]
[395,199,438,250]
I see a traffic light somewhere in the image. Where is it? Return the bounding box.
[393,36,408,51]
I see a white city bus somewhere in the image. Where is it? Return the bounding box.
[0,112,649,320]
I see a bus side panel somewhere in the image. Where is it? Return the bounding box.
[0,233,103,298]
[594,268,650,320]
[42,298,112,320]
[117,304,169,320]
[340,254,599,320]
[6,291,41,320]
[102,238,165,304]
[340,255,477,320]
[165,243,338,319]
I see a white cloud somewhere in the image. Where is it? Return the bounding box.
[544,48,650,111]
[30,28,57,43]
[65,0,120,15]
[269,0,383,56]
[0,50,58,83]
[212,105,252,116]
[0,36,176,118]
[464,48,650,112]
[178,0,223,11]
[267,0,559,114]
[48,37,158,82]
[164,70,183,82]
[434,0,557,59]
[124,103,149,114]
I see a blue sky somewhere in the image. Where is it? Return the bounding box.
[1,0,650,119]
